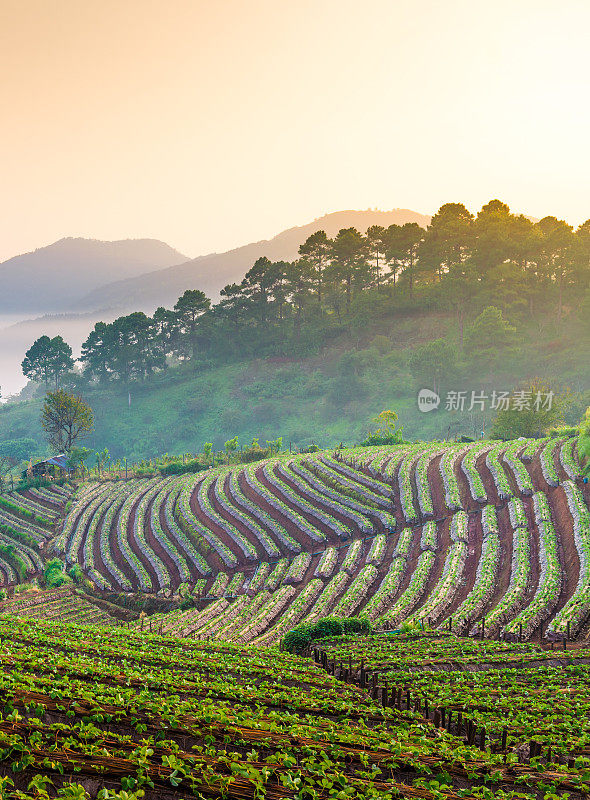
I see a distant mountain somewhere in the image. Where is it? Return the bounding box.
[0,237,188,314]
[78,209,431,312]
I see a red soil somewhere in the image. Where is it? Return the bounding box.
[238,469,326,553]
[208,476,275,562]
[410,517,451,622]
[126,490,160,592]
[158,499,208,584]
[442,511,483,626]
[188,479,255,568]
[144,491,183,589]
[104,497,138,590]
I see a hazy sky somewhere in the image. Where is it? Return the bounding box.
[2,0,590,263]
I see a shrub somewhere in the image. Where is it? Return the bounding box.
[283,615,373,653]
[44,558,71,588]
[159,459,209,476]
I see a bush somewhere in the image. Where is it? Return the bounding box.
[43,558,71,588]
[548,425,579,438]
[360,431,404,447]
[283,615,373,653]
[159,459,209,476]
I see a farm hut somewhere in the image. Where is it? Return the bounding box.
[30,454,74,479]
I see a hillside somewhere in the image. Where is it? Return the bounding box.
[0,237,187,314]
[77,209,431,311]
[1,304,588,458]
[3,437,588,643]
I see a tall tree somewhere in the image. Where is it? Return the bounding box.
[385,223,424,295]
[329,228,370,312]
[298,230,331,306]
[472,199,515,279]
[285,259,313,339]
[80,322,117,383]
[41,391,94,453]
[22,335,74,389]
[174,289,211,361]
[366,225,387,289]
[509,214,544,315]
[240,258,286,325]
[464,306,516,371]
[418,202,474,281]
[536,216,575,319]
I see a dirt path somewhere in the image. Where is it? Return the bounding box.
[126,490,160,592]
[442,511,483,629]
[145,491,183,589]
[188,479,254,569]
[207,478,269,562]
[158,499,211,583]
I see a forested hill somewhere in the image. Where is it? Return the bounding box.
[76,209,430,311]
[3,198,590,459]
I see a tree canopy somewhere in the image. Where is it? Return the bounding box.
[41,391,94,453]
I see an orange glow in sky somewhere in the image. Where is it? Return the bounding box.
[1,0,590,262]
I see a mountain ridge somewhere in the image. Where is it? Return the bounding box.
[0,237,188,314]
[77,209,431,312]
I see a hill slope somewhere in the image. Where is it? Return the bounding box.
[49,438,590,643]
[78,209,431,311]
[0,237,188,314]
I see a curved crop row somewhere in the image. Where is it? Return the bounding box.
[213,471,280,558]
[454,531,499,632]
[269,462,356,538]
[461,445,487,503]
[503,442,533,495]
[486,446,514,500]
[547,480,590,636]
[505,509,561,638]
[243,464,326,544]
[197,473,258,561]
[284,460,377,533]
[439,446,463,512]
[177,476,238,568]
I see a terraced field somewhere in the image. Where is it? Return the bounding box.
[0,586,128,626]
[0,483,73,585]
[0,616,588,800]
[317,631,590,763]
[54,436,590,642]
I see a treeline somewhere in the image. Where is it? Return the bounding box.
[21,199,590,388]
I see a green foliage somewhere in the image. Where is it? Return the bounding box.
[224,435,239,454]
[22,335,74,389]
[67,447,92,470]
[43,558,71,588]
[159,459,209,476]
[8,198,590,458]
[578,407,590,475]
[361,409,404,447]
[42,390,94,454]
[408,339,456,393]
[283,615,373,654]
[464,306,516,370]
[491,379,570,440]
[0,438,36,464]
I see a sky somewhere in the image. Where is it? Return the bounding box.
[1,0,590,263]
